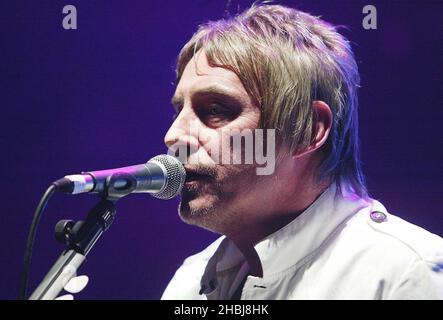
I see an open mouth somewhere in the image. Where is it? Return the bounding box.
[184,166,215,183]
[181,166,217,201]
[185,171,210,183]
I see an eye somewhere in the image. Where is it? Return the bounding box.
[195,103,232,128]
[208,105,225,116]
[203,104,230,120]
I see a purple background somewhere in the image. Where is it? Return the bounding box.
[1,0,442,299]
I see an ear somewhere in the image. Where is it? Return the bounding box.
[293,100,333,158]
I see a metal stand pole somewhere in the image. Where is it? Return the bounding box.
[29,199,116,300]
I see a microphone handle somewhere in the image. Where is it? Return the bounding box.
[53,162,167,197]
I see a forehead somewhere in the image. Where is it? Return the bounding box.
[174,51,247,99]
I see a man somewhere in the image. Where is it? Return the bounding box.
[161,4,443,300]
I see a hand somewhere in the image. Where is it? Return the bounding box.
[55,275,89,300]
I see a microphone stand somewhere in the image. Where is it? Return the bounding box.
[28,199,116,300]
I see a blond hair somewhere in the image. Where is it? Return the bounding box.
[175,3,367,196]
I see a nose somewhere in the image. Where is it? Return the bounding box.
[164,109,200,157]
[164,118,183,150]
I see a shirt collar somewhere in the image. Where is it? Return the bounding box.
[252,182,371,277]
[203,182,372,284]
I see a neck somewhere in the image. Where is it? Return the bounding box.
[226,159,331,277]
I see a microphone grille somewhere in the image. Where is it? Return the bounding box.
[149,154,186,200]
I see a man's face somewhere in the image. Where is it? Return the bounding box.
[164,51,263,233]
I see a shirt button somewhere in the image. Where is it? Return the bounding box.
[370,211,387,223]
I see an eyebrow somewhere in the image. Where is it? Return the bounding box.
[170,85,245,111]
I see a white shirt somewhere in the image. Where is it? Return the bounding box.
[161,183,443,300]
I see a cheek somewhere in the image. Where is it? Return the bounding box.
[190,128,223,165]
[192,111,261,165]
[221,112,261,164]
[202,130,256,165]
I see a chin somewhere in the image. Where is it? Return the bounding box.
[178,194,223,232]
[179,193,216,218]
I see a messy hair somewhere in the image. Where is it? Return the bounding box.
[175,3,367,197]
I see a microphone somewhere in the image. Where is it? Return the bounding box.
[52,154,186,200]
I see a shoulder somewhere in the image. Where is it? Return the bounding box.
[354,200,443,263]
[330,199,443,298]
[161,236,225,300]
